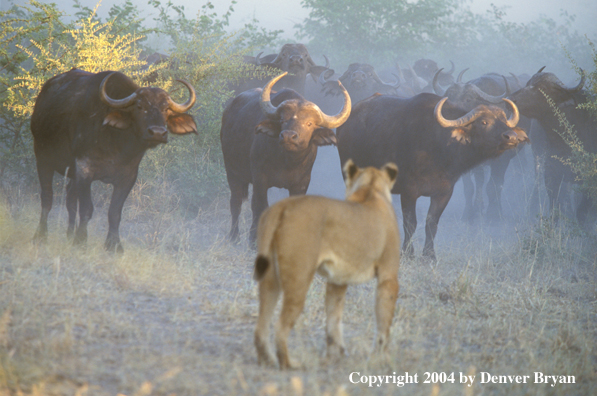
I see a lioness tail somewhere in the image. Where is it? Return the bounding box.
[253,204,285,281]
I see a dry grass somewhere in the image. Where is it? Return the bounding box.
[0,188,595,396]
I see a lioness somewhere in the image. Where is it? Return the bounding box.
[253,159,401,369]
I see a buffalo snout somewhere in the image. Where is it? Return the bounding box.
[146,126,168,142]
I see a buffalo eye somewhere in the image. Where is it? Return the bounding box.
[307,122,312,127]
[481,120,488,126]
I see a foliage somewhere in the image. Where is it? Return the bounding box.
[295,0,594,77]
[544,44,597,204]
[295,0,460,68]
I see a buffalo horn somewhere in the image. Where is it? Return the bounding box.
[456,68,469,83]
[434,97,483,128]
[537,66,546,74]
[100,73,137,108]
[432,68,446,96]
[317,80,352,129]
[168,79,196,113]
[502,98,520,128]
[260,72,286,117]
[565,69,585,92]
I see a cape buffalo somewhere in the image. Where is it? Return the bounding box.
[31,69,197,252]
[433,69,532,222]
[318,63,400,103]
[509,67,595,225]
[337,93,528,260]
[234,44,330,96]
[221,72,351,243]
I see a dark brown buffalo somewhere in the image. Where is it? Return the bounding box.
[509,67,595,224]
[221,72,351,242]
[413,58,455,89]
[31,69,197,252]
[433,69,533,222]
[337,93,528,260]
[234,44,329,96]
[318,63,400,103]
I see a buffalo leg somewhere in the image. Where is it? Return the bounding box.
[400,193,418,258]
[33,163,54,242]
[325,283,348,359]
[73,177,93,246]
[105,177,136,253]
[486,155,510,222]
[472,165,485,219]
[461,171,474,222]
[250,181,269,244]
[228,181,248,243]
[66,178,78,239]
[423,188,454,261]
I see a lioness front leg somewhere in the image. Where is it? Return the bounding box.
[325,282,348,360]
[374,277,399,352]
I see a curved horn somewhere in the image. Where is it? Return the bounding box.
[444,60,455,75]
[254,51,264,65]
[434,97,483,128]
[469,83,507,104]
[168,79,196,113]
[394,62,405,83]
[100,73,137,108]
[432,68,446,96]
[565,69,585,92]
[509,72,522,89]
[501,75,512,96]
[409,64,422,91]
[537,66,546,74]
[502,98,520,128]
[456,68,469,83]
[322,54,330,68]
[260,72,286,118]
[317,81,352,129]
[371,68,400,88]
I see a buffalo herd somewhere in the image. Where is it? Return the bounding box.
[30,44,594,258]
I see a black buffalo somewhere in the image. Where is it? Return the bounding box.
[337,93,528,260]
[234,44,329,96]
[318,63,400,103]
[221,72,351,242]
[433,69,532,222]
[31,69,197,252]
[509,67,595,224]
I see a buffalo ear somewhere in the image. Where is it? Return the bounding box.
[103,111,132,129]
[312,128,337,146]
[450,128,471,144]
[383,162,398,183]
[168,113,197,135]
[255,120,281,137]
[342,159,359,182]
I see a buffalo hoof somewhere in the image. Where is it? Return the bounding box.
[32,230,47,245]
[105,238,124,254]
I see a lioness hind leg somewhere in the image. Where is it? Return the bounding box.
[325,283,348,359]
[275,279,312,370]
[374,277,399,352]
[255,268,280,366]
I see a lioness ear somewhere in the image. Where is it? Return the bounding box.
[450,128,471,144]
[342,159,359,182]
[255,120,280,137]
[383,162,398,183]
[103,111,131,129]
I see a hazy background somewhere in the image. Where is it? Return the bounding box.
[2,0,596,38]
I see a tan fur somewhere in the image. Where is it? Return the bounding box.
[253,160,401,369]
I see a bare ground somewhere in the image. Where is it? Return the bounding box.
[0,147,596,396]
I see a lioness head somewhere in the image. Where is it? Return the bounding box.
[343,159,398,202]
